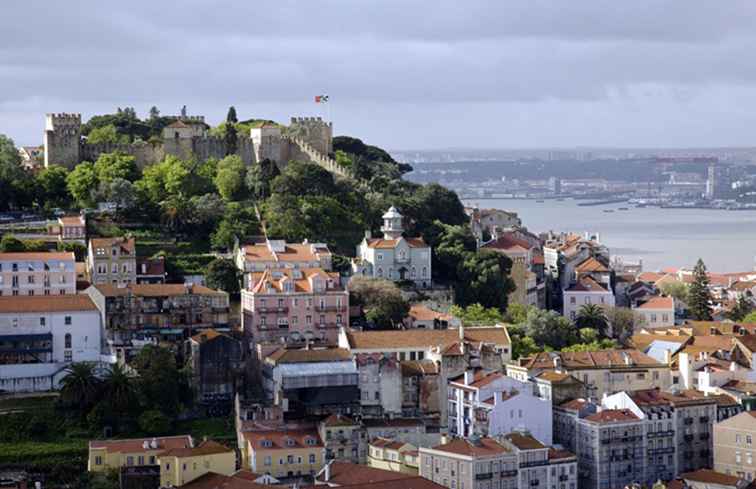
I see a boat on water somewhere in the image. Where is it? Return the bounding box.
[603,209,615,213]
[536,200,545,203]
[618,207,629,211]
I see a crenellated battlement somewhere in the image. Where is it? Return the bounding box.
[47,113,81,121]
[289,116,333,127]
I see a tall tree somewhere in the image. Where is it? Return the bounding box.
[214,155,246,200]
[575,303,609,338]
[59,362,101,414]
[101,363,138,418]
[225,106,238,155]
[148,106,160,120]
[688,258,714,320]
[226,106,238,124]
[67,161,98,208]
[205,258,241,296]
[131,345,183,417]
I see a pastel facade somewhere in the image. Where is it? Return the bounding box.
[243,429,325,479]
[482,234,539,307]
[634,296,675,328]
[562,276,615,321]
[87,237,137,285]
[419,437,518,489]
[159,441,236,488]
[353,206,432,288]
[0,251,76,296]
[503,433,578,489]
[318,414,365,464]
[367,438,419,475]
[88,435,193,472]
[235,239,332,288]
[714,411,756,481]
[241,268,347,346]
[0,295,102,393]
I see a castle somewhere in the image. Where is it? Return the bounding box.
[42,112,350,178]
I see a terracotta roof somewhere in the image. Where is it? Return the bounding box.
[370,438,408,450]
[583,409,639,423]
[363,418,423,428]
[137,256,165,277]
[90,237,135,254]
[638,272,665,284]
[564,276,609,293]
[266,347,351,364]
[676,389,739,407]
[401,360,439,376]
[243,429,322,450]
[322,414,357,427]
[431,437,509,457]
[59,215,84,226]
[635,296,674,310]
[0,294,98,313]
[365,237,428,249]
[682,469,742,487]
[629,332,691,351]
[548,448,576,461]
[316,461,412,486]
[629,388,717,407]
[520,349,662,370]
[559,398,592,411]
[575,257,610,273]
[535,371,573,383]
[180,472,275,489]
[345,326,510,350]
[166,120,190,129]
[159,440,232,458]
[190,329,227,344]
[721,380,756,395]
[335,477,445,489]
[504,433,546,450]
[89,435,192,453]
[731,281,756,291]
[241,242,331,263]
[408,304,453,322]
[450,369,504,389]
[0,251,74,261]
[91,283,226,297]
[737,335,756,354]
[250,268,342,294]
[482,235,532,253]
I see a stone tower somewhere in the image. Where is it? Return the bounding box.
[289,117,333,155]
[44,113,81,168]
[381,206,404,240]
[250,123,283,163]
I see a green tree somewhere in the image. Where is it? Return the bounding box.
[454,250,515,311]
[604,306,640,342]
[0,235,26,252]
[0,134,32,210]
[138,410,172,435]
[100,363,139,423]
[205,258,241,296]
[561,339,617,352]
[403,183,467,236]
[449,303,504,326]
[225,107,238,155]
[94,152,140,186]
[245,158,280,200]
[428,222,477,283]
[35,165,70,208]
[522,309,579,350]
[271,161,337,197]
[149,106,161,120]
[727,295,753,321]
[214,155,246,201]
[67,162,98,208]
[349,276,410,328]
[106,178,136,214]
[688,258,713,320]
[210,202,260,250]
[86,124,129,145]
[505,303,536,325]
[59,362,101,415]
[743,311,756,323]
[226,106,238,124]
[131,345,183,417]
[575,304,609,338]
[659,281,689,304]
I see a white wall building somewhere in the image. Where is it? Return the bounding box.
[352,207,432,288]
[0,251,76,296]
[633,296,675,328]
[563,276,615,321]
[0,295,103,393]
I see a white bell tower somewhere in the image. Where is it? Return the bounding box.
[381,206,404,240]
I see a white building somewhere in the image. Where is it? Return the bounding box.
[633,296,675,328]
[447,369,552,444]
[352,206,432,288]
[0,295,103,393]
[0,251,76,296]
[562,276,615,321]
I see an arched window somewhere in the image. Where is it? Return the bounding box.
[64,333,72,349]
[377,268,383,277]
[422,267,427,278]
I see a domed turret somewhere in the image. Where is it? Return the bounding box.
[381,206,404,240]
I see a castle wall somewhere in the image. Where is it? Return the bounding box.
[289,117,333,156]
[44,113,81,169]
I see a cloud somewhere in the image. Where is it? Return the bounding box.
[2,1,756,148]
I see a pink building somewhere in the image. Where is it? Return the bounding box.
[0,252,76,296]
[241,268,348,346]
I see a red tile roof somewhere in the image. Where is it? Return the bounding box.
[564,276,609,293]
[90,237,135,254]
[243,429,323,450]
[682,469,742,487]
[345,326,510,350]
[0,251,74,261]
[575,257,610,273]
[482,235,532,253]
[450,370,504,389]
[0,294,98,313]
[91,283,226,297]
[370,438,409,450]
[521,349,661,370]
[180,472,276,489]
[431,437,509,457]
[366,237,428,249]
[322,414,358,427]
[250,268,342,294]
[316,461,412,486]
[159,440,232,458]
[89,435,192,453]
[266,347,351,364]
[584,409,639,423]
[636,296,674,310]
[504,433,546,450]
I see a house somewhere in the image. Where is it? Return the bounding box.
[178,471,280,489]
[88,435,193,472]
[352,206,432,288]
[502,432,577,489]
[362,418,432,449]
[714,411,756,480]
[52,215,86,242]
[87,237,137,285]
[318,414,364,464]
[315,460,416,486]
[507,349,671,399]
[186,329,243,406]
[531,370,586,405]
[367,438,418,475]
[465,207,522,244]
[158,440,236,488]
[235,239,333,288]
[0,251,76,296]
[241,268,348,346]
[403,304,459,330]
[0,295,102,393]
[241,429,325,479]
[634,296,676,328]
[136,256,166,284]
[562,276,615,321]
[419,437,518,489]
[482,234,539,307]
[679,469,749,489]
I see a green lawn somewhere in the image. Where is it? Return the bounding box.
[0,394,58,412]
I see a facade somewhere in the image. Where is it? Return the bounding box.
[86,283,229,361]
[159,440,236,488]
[532,371,586,405]
[136,256,166,284]
[241,268,348,346]
[235,239,333,288]
[502,433,578,489]
[562,276,615,321]
[507,349,670,399]
[87,237,137,286]
[88,435,193,472]
[242,429,325,479]
[633,296,676,328]
[714,411,756,480]
[0,251,76,296]
[185,329,243,405]
[465,207,522,244]
[482,234,539,308]
[0,295,102,393]
[352,206,432,288]
[404,304,460,330]
[55,215,86,241]
[419,437,518,489]
[367,438,419,475]
[318,414,365,464]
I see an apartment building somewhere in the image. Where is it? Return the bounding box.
[185,329,243,405]
[447,369,551,444]
[553,399,600,452]
[158,440,236,487]
[633,296,675,329]
[88,435,193,472]
[0,295,102,393]
[502,433,578,489]
[482,234,539,307]
[87,236,137,285]
[235,239,332,287]
[0,251,75,296]
[242,429,325,479]
[419,437,518,489]
[507,349,670,399]
[576,409,645,489]
[714,411,756,480]
[241,268,348,346]
[367,438,418,475]
[532,371,586,405]
[318,414,364,464]
[562,276,615,321]
[55,215,86,241]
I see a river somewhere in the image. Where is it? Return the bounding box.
[466,198,756,273]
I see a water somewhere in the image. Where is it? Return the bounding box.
[468,198,756,273]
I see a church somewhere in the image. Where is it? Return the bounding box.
[352,206,432,288]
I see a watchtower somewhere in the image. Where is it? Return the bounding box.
[288,117,333,155]
[44,113,81,168]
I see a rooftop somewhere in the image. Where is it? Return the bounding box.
[0,294,98,313]
[365,237,428,249]
[564,276,609,293]
[520,349,662,370]
[574,256,610,273]
[430,437,509,457]
[583,409,639,424]
[321,414,358,427]
[504,433,546,451]
[241,241,331,263]
[249,268,341,294]
[243,429,322,450]
[90,283,226,298]
[89,435,192,453]
[316,461,412,486]
[0,251,74,261]
[682,469,743,487]
[266,347,351,364]
[635,296,674,310]
[159,440,232,458]
[345,326,510,351]
[90,236,135,254]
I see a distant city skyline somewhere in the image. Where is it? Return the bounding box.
[4,2,756,150]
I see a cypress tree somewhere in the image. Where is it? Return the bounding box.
[225,106,238,155]
[688,258,713,320]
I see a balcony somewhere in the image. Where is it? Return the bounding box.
[700,416,710,423]
[684,418,694,425]
[256,306,288,313]
[684,434,694,442]
[529,480,540,487]
[315,305,347,312]
[520,460,548,468]
[559,475,569,482]
[500,470,518,478]
[648,430,675,438]
[475,473,493,481]
[699,433,710,441]
[317,322,341,330]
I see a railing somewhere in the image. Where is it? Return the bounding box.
[647,430,675,438]
[684,418,694,425]
[700,416,710,423]
[559,475,570,482]
[501,470,518,478]
[684,434,694,442]
[475,473,493,481]
[256,306,289,313]
[520,460,548,468]
[315,305,347,312]
[648,447,675,455]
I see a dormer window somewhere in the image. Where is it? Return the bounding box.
[286,438,295,447]
[305,437,316,446]
[261,440,272,448]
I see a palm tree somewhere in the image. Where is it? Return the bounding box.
[59,362,101,414]
[102,363,138,416]
[576,303,609,338]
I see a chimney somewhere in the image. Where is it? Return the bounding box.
[463,370,474,386]
[150,438,158,449]
[143,440,150,449]
[553,356,562,370]
[440,434,448,445]
[459,323,465,341]
[623,352,631,365]
[35,482,41,489]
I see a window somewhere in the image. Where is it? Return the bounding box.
[65,316,72,325]
[336,314,342,324]
[138,456,144,465]
[569,296,576,304]
[64,351,72,362]
[65,333,72,348]
[264,456,271,466]
[737,434,743,444]
[127,456,134,466]
[748,435,753,446]
[95,456,102,465]
[375,391,380,401]
[737,452,742,464]
[309,454,316,464]
[40,317,45,326]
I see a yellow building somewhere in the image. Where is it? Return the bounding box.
[242,429,325,479]
[88,435,193,472]
[159,440,236,487]
[367,438,419,475]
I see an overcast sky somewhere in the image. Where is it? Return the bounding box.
[3,1,756,150]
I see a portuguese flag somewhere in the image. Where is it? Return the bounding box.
[315,95,330,103]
